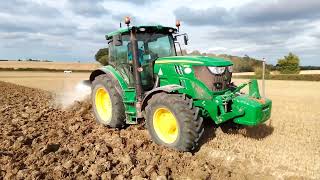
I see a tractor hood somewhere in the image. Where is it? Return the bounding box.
[155,56,233,67]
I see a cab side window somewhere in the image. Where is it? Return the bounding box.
[108,35,134,86]
[109,35,130,65]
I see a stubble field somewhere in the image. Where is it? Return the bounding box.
[0,61,99,71]
[0,71,319,179]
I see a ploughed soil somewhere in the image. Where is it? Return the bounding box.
[0,81,318,179]
[0,81,235,180]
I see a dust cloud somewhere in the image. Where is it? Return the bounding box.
[55,73,91,108]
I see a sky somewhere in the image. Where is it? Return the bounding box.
[0,0,319,65]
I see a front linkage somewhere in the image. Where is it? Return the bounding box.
[214,79,272,126]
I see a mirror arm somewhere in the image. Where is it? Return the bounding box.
[173,33,189,45]
[174,42,183,56]
[173,33,187,38]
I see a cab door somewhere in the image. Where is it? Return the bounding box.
[108,35,135,88]
[137,41,154,90]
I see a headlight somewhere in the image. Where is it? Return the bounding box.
[208,66,226,74]
[227,66,233,73]
[139,27,146,31]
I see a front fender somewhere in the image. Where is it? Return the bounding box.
[141,84,184,110]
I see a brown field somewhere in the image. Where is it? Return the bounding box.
[0,61,100,71]
[0,71,319,179]
[0,71,90,93]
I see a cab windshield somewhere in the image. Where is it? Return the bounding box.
[136,33,176,60]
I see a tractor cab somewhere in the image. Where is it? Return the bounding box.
[106,25,180,90]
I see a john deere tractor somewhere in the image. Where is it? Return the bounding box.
[87,19,272,151]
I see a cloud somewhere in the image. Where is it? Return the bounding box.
[0,0,61,18]
[0,20,34,33]
[0,0,111,61]
[201,20,320,64]
[68,0,109,17]
[0,14,78,36]
[207,21,310,44]
[311,33,320,39]
[115,0,157,5]
[0,1,76,36]
[175,0,320,26]
[236,0,320,24]
[0,32,26,40]
[91,24,115,35]
[173,1,320,65]
[174,6,230,26]
[0,0,319,65]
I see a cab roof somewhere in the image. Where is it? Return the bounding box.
[105,25,177,40]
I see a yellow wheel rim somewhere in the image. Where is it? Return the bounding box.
[95,87,112,123]
[153,108,179,144]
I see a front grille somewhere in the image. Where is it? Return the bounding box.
[194,66,232,91]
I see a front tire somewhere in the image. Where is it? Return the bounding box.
[145,93,204,151]
[91,74,126,128]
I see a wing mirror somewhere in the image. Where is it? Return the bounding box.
[184,35,188,45]
[113,34,123,46]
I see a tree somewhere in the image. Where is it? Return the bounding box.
[177,49,187,56]
[95,48,109,65]
[254,66,270,78]
[277,52,300,74]
[243,54,250,61]
[189,50,201,55]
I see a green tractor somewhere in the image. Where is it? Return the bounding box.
[87,19,272,151]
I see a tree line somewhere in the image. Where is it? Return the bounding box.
[95,47,307,74]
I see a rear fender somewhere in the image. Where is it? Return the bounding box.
[89,66,137,122]
[89,66,129,91]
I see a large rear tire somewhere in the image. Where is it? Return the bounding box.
[91,74,126,128]
[145,93,204,151]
